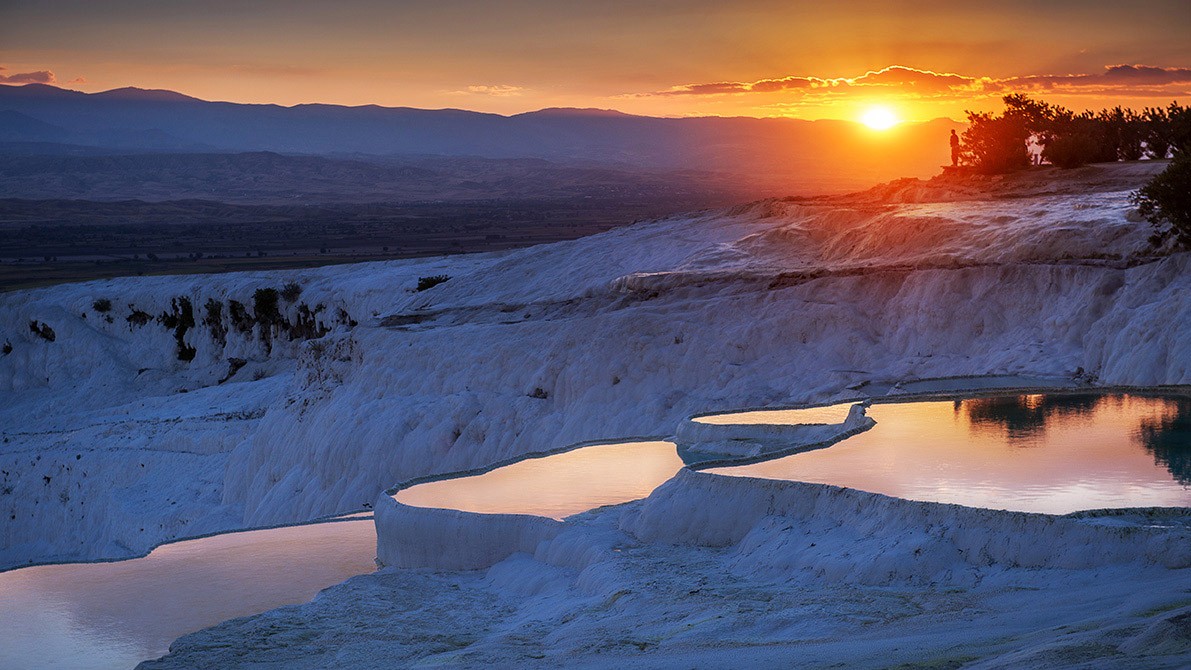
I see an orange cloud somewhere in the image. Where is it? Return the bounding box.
[642,64,1191,100]
[457,84,526,97]
[648,66,984,97]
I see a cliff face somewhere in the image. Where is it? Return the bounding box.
[2,164,1188,568]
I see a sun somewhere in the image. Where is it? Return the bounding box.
[860,106,899,130]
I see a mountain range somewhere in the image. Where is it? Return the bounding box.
[0,83,959,193]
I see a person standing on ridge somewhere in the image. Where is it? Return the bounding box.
[950,129,961,167]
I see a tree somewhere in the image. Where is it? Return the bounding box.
[1167,102,1191,156]
[1131,152,1191,250]
[1144,106,1172,159]
[962,95,1056,173]
[961,110,1031,174]
[1098,106,1145,161]
[1044,109,1111,168]
[1142,102,1191,159]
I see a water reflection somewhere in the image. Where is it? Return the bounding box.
[0,518,376,670]
[394,441,682,519]
[958,393,1105,442]
[711,394,1190,514]
[1137,398,1191,485]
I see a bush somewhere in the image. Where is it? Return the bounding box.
[253,288,282,325]
[416,275,451,291]
[92,298,112,313]
[28,320,56,342]
[127,308,152,327]
[280,282,303,302]
[1131,153,1191,250]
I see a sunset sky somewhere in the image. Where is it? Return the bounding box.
[2,0,1190,122]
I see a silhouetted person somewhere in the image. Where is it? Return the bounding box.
[950,129,960,167]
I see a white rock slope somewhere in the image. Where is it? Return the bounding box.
[1,162,1188,573]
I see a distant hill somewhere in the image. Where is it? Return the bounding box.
[0,110,70,143]
[0,84,962,193]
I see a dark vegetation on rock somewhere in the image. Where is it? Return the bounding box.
[228,300,254,334]
[202,298,227,347]
[416,275,451,291]
[131,287,350,361]
[126,307,152,327]
[280,282,303,303]
[158,297,196,361]
[28,320,55,342]
[1132,153,1191,250]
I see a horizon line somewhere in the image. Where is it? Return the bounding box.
[0,82,967,124]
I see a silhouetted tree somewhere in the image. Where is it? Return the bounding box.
[1144,106,1173,159]
[1167,102,1191,155]
[1132,152,1191,250]
[961,110,1031,174]
[961,95,1186,171]
[963,95,1058,173]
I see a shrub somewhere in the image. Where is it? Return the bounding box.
[92,298,112,313]
[253,288,282,325]
[416,275,451,291]
[203,298,227,345]
[159,297,196,362]
[28,320,56,342]
[1131,152,1191,250]
[280,282,303,302]
[126,307,152,327]
[228,300,254,333]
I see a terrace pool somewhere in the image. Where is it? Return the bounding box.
[707,393,1190,514]
[393,440,683,519]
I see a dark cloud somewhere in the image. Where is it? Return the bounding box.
[0,67,57,85]
[1005,64,1191,91]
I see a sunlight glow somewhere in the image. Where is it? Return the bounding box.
[860,106,900,130]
